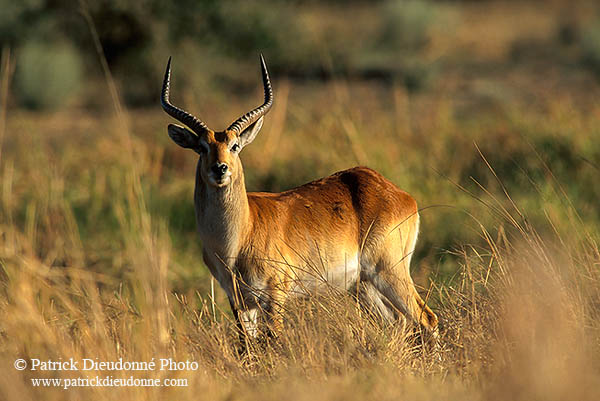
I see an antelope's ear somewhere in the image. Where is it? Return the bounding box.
[238,117,264,149]
[167,124,198,149]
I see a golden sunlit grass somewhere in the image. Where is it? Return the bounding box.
[1,86,599,399]
[2,2,600,398]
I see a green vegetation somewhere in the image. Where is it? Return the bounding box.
[15,41,83,109]
[1,0,600,400]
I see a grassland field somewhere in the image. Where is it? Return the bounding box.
[1,1,600,400]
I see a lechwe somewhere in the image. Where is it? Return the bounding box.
[160,55,438,341]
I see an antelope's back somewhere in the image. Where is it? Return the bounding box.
[244,167,418,283]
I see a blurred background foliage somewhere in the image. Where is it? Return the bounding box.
[2,0,599,107]
[0,0,599,107]
[1,0,600,293]
[1,0,451,108]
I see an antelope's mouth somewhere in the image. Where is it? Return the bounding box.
[208,173,232,188]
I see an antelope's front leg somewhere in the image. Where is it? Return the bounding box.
[238,291,286,339]
[234,289,287,339]
[266,289,287,337]
[238,307,260,338]
[228,296,260,347]
[228,297,260,339]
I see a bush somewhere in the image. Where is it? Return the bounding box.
[15,40,83,110]
[350,0,439,91]
[380,0,435,53]
[581,20,600,75]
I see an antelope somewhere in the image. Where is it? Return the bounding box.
[160,55,438,340]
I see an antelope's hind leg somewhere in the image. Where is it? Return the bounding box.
[362,266,438,346]
[360,217,439,340]
[354,279,402,327]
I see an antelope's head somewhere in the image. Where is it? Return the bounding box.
[161,55,273,188]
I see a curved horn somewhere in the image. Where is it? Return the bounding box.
[161,57,209,135]
[227,54,274,134]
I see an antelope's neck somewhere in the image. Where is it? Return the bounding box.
[194,162,251,262]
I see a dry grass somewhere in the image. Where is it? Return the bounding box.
[2,2,600,398]
[0,181,599,399]
[1,94,600,400]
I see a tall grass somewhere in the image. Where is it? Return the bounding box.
[1,81,599,399]
[0,171,598,399]
[2,2,600,397]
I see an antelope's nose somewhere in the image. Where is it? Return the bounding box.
[211,163,229,177]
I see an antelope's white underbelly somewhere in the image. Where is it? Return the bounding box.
[289,252,360,296]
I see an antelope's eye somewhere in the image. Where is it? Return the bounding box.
[231,143,240,153]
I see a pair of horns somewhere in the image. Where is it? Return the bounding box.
[161,55,274,135]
